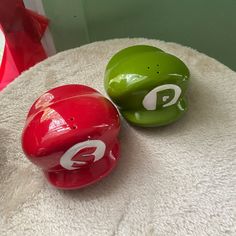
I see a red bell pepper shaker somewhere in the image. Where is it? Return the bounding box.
[22,85,120,190]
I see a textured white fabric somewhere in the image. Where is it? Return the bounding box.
[0,38,235,236]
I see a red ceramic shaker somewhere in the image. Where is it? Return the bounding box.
[22,85,120,190]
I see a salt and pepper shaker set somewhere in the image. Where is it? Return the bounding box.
[21,45,190,189]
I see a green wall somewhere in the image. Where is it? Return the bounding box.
[42,0,236,71]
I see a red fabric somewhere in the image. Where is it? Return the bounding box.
[0,0,49,91]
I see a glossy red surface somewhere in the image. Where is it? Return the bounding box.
[22,84,120,189]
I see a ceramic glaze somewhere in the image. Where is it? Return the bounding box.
[22,84,120,189]
[104,45,190,127]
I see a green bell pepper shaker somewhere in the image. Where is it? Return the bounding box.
[104,45,190,127]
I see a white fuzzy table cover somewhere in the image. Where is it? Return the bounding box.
[0,38,235,236]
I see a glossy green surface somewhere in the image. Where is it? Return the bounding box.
[104,45,190,127]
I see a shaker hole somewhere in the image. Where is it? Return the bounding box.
[72,125,77,130]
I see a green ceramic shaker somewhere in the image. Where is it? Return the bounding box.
[104,45,190,127]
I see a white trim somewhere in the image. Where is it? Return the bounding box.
[0,28,5,66]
